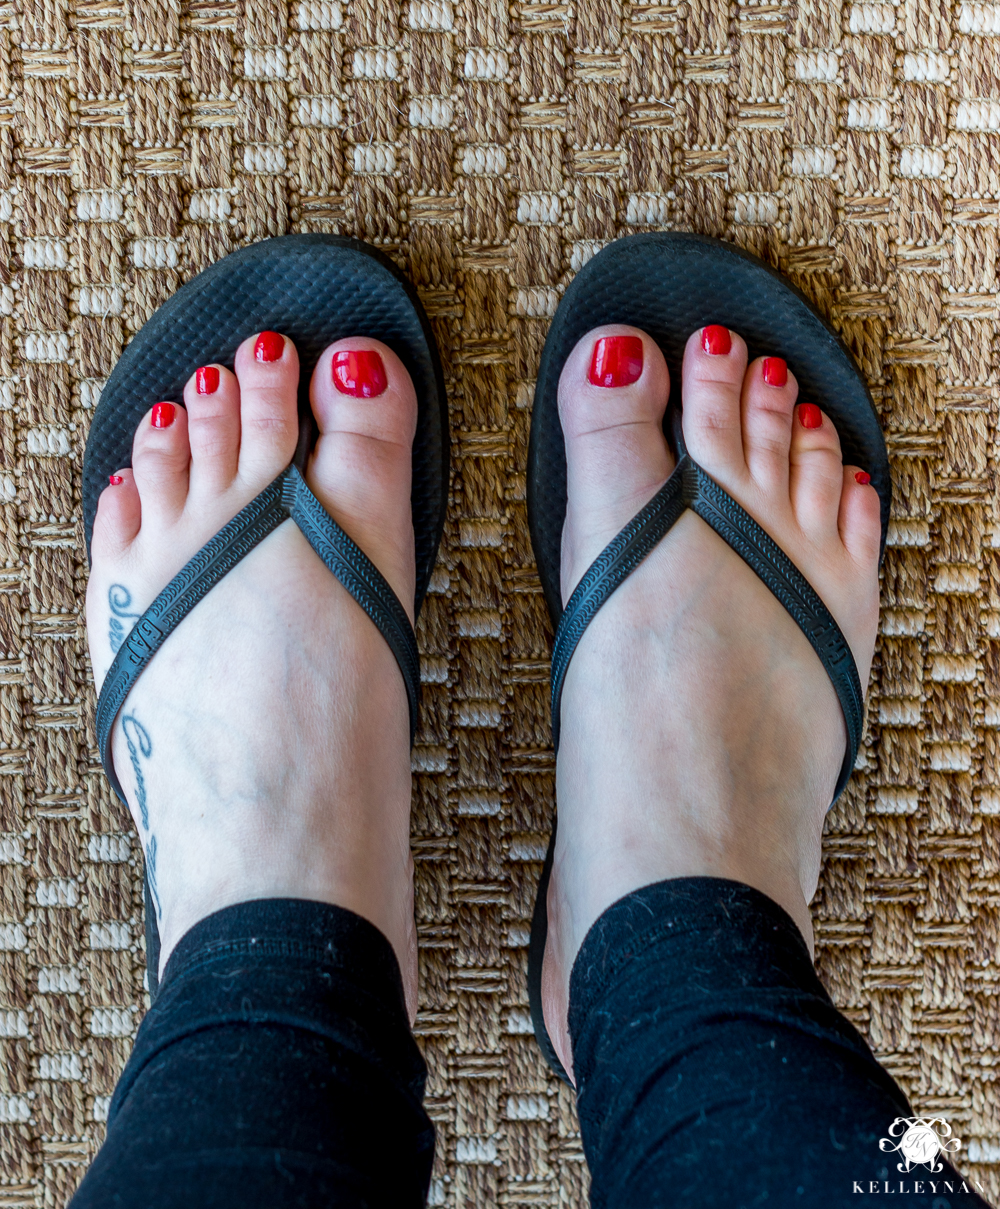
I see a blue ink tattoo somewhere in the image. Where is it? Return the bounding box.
[121,712,162,921]
[108,585,140,654]
[121,713,152,828]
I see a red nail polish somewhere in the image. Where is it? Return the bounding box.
[701,325,732,356]
[798,403,822,429]
[254,331,284,362]
[195,366,220,395]
[331,349,388,398]
[109,474,123,485]
[151,402,175,428]
[762,357,788,387]
[588,336,644,388]
[855,471,871,485]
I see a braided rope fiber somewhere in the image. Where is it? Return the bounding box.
[0,0,998,1202]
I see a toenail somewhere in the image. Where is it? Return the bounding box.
[195,366,220,395]
[762,357,788,387]
[151,402,176,428]
[855,471,871,485]
[701,325,732,356]
[798,403,822,429]
[332,349,388,398]
[108,474,123,485]
[254,331,284,362]
[588,335,643,388]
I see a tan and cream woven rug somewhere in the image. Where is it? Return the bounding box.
[1,0,999,1204]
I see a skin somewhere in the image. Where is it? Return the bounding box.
[86,334,422,1018]
[86,322,881,1077]
[540,324,881,1078]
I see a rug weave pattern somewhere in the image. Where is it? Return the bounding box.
[0,0,999,1203]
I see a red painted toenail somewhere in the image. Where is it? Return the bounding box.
[151,402,175,428]
[798,403,822,429]
[762,357,788,387]
[855,471,871,485]
[332,349,388,398]
[701,325,732,356]
[254,331,284,362]
[588,336,643,388]
[195,366,220,395]
[109,474,123,485]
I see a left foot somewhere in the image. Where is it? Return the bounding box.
[86,334,422,1014]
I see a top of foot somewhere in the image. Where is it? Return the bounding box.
[542,322,882,1078]
[87,331,421,1014]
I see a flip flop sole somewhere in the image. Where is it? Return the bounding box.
[526,231,890,1083]
[83,235,449,996]
[528,231,890,626]
[83,234,449,612]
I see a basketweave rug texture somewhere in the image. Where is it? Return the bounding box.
[0,0,999,1204]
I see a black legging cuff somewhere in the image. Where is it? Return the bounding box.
[568,877,988,1209]
[72,898,433,1209]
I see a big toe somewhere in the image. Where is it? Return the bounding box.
[558,325,673,601]
[308,339,417,614]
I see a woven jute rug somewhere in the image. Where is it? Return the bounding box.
[1,0,999,1204]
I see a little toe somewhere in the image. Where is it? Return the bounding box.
[788,402,850,542]
[740,356,798,491]
[308,338,418,613]
[557,324,673,597]
[232,331,301,486]
[183,364,241,494]
[130,401,190,522]
[679,326,750,478]
[838,465,882,566]
[91,469,142,559]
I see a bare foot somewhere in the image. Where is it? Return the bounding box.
[86,334,420,1016]
[541,324,882,1077]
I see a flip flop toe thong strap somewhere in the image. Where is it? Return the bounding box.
[95,463,420,803]
[550,447,863,805]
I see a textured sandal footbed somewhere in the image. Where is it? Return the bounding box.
[83,233,449,613]
[82,235,449,998]
[526,232,891,1084]
[528,231,890,626]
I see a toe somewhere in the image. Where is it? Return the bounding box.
[91,468,142,558]
[740,356,798,491]
[308,338,417,613]
[679,326,749,476]
[838,465,882,565]
[232,331,301,486]
[557,324,672,598]
[183,364,241,494]
[788,402,849,542]
[130,401,191,522]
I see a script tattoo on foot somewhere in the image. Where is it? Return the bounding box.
[108,584,140,654]
[121,711,162,921]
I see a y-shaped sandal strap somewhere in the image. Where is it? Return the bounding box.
[95,463,420,803]
[550,415,863,805]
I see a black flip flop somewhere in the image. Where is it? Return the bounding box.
[83,235,449,998]
[525,232,890,1083]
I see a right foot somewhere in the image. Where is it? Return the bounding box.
[541,324,882,1077]
[86,334,421,1014]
